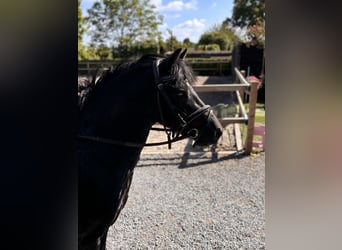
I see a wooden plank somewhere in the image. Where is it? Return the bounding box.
[219,117,248,127]
[234,120,243,151]
[193,68,219,71]
[244,80,259,154]
[186,51,232,58]
[189,61,230,64]
[193,84,249,93]
[234,67,250,86]
[236,70,246,103]
[235,90,248,120]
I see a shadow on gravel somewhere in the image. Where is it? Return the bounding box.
[178,151,248,169]
[137,139,248,169]
[137,151,247,168]
[177,140,247,169]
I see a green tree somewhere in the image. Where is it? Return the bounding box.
[87,0,163,57]
[78,0,87,59]
[223,0,265,47]
[197,44,221,51]
[226,0,265,28]
[245,17,265,48]
[225,0,265,100]
[198,24,239,51]
[96,44,113,60]
[165,29,182,52]
[183,38,195,49]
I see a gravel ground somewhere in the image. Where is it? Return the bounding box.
[107,152,265,249]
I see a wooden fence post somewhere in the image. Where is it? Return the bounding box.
[244,79,259,154]
[236,70,246,117]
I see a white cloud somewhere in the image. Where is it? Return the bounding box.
[210,2,217,8]
[158,22,169,30]
[171,18,206,43]
[149,0,162,8]
[155,0,197,12]
[174,18,205,29]
[164,13,182,19]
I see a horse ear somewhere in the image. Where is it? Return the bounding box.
[167,48,183,66]
[180,48,187,59]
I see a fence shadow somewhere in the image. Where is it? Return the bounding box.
[178,146,247,169]
[137,139,247,169]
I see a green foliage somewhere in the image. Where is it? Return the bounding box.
[164,29,182,52]
[222,0,265,81]
[78,0,87,60]
[112,40,159,58]
[229,0,265,28]
[245,17,265,48]
[197,24,240,51]
[206,44,221,51]
[79,46,102,60]
[182,38,195,50]
[197,44,221,51]
[78,0,85,42]
[196,45,205,51]
[190,61,231,76]
[86,0,163,58]
[198,32,227,50]
[78,44,89,60]
[97,44,113,60]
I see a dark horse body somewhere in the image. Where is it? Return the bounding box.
[78,49,222,250]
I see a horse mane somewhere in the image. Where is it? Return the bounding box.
[78,61,134,109]
[78,53,196,110]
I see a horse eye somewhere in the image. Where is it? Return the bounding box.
[177,90,187,99]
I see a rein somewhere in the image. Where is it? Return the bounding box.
[78,59,210,149]
[78,133,190,148]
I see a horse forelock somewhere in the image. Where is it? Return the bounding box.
[165,59,196,88]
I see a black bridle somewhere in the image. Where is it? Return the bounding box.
[79,59,211,149]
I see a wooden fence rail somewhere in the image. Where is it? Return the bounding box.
[78,61,230,76]
[192,67,259,154]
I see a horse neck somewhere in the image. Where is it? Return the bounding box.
[80,71,157,145]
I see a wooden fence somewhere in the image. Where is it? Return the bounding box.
[78,60,231,76]
[192,68,259,154]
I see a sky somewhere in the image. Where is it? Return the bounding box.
[80,0,234,44]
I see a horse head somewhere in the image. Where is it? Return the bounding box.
[154,48,223,146]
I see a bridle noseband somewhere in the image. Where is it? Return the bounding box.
[79,58,211,149]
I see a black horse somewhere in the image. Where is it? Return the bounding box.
[78,48,223,250]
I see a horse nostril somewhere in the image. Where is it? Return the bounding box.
[216,128,222,139]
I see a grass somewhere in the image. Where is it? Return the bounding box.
[214,102,265,153]
[241,103,265,125]
[239,103,265,153]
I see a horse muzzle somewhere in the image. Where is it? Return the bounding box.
[192,111,223,147]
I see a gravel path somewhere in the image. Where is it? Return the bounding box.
[106,152,265,249]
